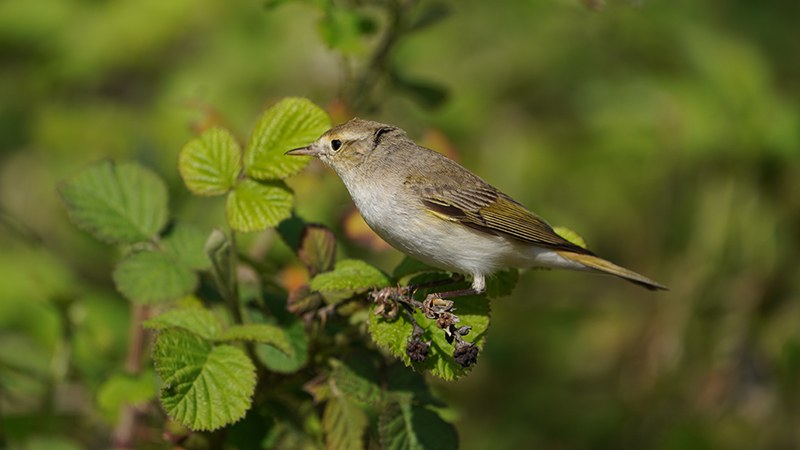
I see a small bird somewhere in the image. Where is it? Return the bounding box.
[287,118,668,300]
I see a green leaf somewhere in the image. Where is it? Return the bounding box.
[255,319,309,373]
[409,2,451,31]
[143,307,222,340]
[310,259,391,292]
[368,287,490,381]
[178,127,243,196]
[390,70,448,110]
[226,178,293,233]
[153,328,256,431]
[244,97,331,180]
[59,160,168,244]
[298,224,337,276]
[97,370,157,420]
[553,225,588,249]
[113,251,198,304]
[330,355,384,405]
[323,389,369,450]
[287,284,323,316]
[379,401,458,450]
[217,324,292,356]
[484,268,519,299]
[161,223,211,270]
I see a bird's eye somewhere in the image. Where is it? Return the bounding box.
[331,139,342,151]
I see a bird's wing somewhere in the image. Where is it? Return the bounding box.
[405,174,594,255]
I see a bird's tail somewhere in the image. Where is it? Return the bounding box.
[555,251,668,291]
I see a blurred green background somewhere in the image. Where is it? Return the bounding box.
[2,0,799,448]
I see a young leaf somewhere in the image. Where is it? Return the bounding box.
[287,284,323,316]
[368,291,490,381]
[153,328,256,431]
[298,224,337,276]
[178,127,243,196]
[310,259,391,292]
[113,251,198,304]
[143,307,222,340]
[59,160,168,244]
[330,355,384,405]
[161,223,211,270]
[323,389,369,450]
[379,401,458,450]
[244,97,331,180]
[255,319,309,373]
[226,178,293,233]
[216,324,292,356]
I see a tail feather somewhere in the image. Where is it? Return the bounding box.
[555,251,669,291]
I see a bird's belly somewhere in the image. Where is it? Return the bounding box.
[357,200,514,276]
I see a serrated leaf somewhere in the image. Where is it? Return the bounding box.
[161,223,211,270]
[59,160,168,244]
[330,355,384,405]
[255,319,309,373]
[392,257,440,280]
[368,288,490,381]
[217,324,292,356]
[97,370,157,420]
[113,251,198,304]
[484,268,519,299]
[178,127,243,196]
[323,389,368,450]
[310,259,391,292]
[143,308,222,340]
[298,224,337,276]
[244,97,331,180]
[226,178,293,233]
[153,328,256,431]
[379,401,458,450]
[553,226,587,249]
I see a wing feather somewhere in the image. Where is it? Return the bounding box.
[407,174,593,255]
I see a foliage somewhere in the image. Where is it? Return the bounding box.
[3,0,800,449]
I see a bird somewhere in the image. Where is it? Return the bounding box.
[286,118,668,302]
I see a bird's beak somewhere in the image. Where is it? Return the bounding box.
[285,146,319,156]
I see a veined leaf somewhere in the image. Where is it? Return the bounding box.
[368,284,490,381]
[113,251,197,304]
[217,324,292,356]
[323,388,368,450]
[59,160,168,244]
[255,319,308,374]
[298,224,337,276]
[226,178,293,233]
[178,127,243,196]
[244,97,331,180]
[161,223,211,270]
[379,401,458,450]
[143,307,222,340]
[153,328,256,431]
[330,355,384,405]
[310,259,391,292]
